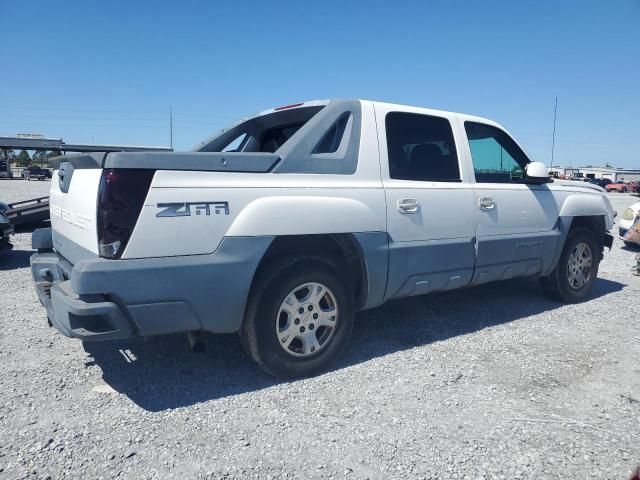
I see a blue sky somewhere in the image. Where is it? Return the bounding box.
[1,0,639,168]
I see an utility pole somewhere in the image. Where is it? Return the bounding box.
[169,107,174,150]
[551,97,558,168]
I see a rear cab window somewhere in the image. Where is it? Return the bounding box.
[385,112,461,182]
[197,106,325,153]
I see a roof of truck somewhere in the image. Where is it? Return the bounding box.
[259,99,501,128]
[365,99,501,127]
[194,98,508,152]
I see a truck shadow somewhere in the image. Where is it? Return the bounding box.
[83,276,624,412]
[0,249,32,270]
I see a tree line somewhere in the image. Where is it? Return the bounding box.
[2,149,59,168]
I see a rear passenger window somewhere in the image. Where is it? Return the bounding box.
[385,112,460,182]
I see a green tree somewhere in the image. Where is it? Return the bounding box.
[46,150,60,167]
[16,150,31,167]
[32,150,48,166]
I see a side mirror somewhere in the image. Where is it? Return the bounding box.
[525,162,551,183]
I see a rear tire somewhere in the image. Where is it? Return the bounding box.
[240,256,355,379]
[540,227,600,303]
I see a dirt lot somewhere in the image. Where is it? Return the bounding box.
[1,179,639,479]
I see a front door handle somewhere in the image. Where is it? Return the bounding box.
[397,198,419,214]
[478,196,496,211]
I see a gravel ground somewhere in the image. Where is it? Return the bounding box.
[1,180,639,479]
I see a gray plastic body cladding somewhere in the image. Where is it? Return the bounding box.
[30,252,130,341]
[104,152,280,172]
[539,215,609,277]
[51,281,134,340]
[31,251,69,324]
[51,151,279,173]
[273,100,362,175]
[386,238,476,299]
[32,227,53,250]
[49,100,360,175]
[471,229,561,285]
[352,232,389,309]
[70,236,273,335]
[49,152,106,170]
[543,217,572,275]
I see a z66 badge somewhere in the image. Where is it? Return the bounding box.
[156,202,229,217]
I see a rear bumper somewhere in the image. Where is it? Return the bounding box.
[31,229,273,341]
[31,252,134,340]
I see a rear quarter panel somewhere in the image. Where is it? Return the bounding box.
[122,173,387,259]
[122,101,386,259]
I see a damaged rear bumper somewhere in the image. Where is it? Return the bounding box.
[30,228,272,341]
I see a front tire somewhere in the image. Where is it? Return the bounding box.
[540,227,600,303]
[240,256,355,378]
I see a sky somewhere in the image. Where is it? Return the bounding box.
[1,0,639,168]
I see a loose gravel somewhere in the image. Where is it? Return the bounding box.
[1,179,639,479]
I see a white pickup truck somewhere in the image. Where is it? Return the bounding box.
[30,99,615,378]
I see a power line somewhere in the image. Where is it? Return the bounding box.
[169,107,173,149]
[551,97,558,168]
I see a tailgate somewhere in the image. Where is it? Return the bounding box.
[49,154,105,259]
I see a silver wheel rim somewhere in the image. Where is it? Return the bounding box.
[567,241,593,290]
[276,282,338,358]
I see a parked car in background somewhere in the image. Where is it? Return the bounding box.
[0,202,14,252]
[605,181,629,193]
[586,178,612,189]
[0,159,13,179]
[618,201,640,247]
[625,181,639,193]
[21,166,52,180]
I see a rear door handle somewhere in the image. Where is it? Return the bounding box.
[397,198,419,214]
[478,196,496,211]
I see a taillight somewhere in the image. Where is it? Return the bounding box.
[97,169,154,259]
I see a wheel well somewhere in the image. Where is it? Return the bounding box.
[569,215,606,255]
[253,234,367,309]
[570,215,605,236]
